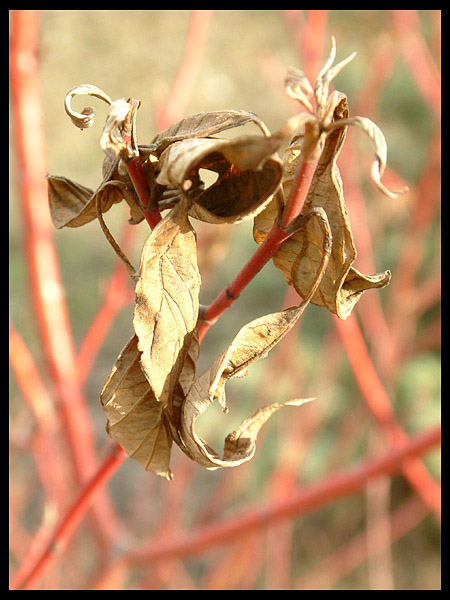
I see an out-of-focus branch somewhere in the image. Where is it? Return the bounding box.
[334,312,441,519]
[10,9,119,544]
[120,425,440,568]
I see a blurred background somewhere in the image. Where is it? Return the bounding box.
[10,10,440,590]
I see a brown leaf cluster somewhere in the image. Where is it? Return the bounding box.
[48,39,404,478]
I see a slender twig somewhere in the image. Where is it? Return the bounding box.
[125,156,162,228]
[334,312,441,519]
[156,10,214,130]
[197,156,320,341]
[294,495,429,589]
[9,321,71,512]
[10,444,128,591]
[392,10,441,118]
[72,426,440,587]
[124,425,440,566]
[10,9,119,545]
[125,9,215,227]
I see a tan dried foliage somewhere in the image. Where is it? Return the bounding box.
[49,39,404,477]
[133,198,201,408]
[254,96,391,319]
[100,335,173,479]
[48,175,142,229]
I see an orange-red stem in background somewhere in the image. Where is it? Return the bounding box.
[11,445,128,591]
[10,10,118,544]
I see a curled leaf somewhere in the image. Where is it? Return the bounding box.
[314,37,356,120]
[100,98,140,162]
[47,175,94,229]
[133,198,201,407]
[178,304,314,469]
[153,116,309,224]
[100,335,173,480]
[255,97,391,319]
[64,84,112,130]
[326,115,408,198]
[285,66,314,113]
[47,174,141,229]
[182,394,313,469]
[156,136,281,224]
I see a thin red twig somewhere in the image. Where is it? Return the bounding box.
[392,10,441,118]
[10,9,119,545]
[156,10,214,130]
[10,444,128,591]
[334,312,441,519]
[126,424,440,565]
[294,496,429,589]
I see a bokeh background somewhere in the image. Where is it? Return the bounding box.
[10,10,441,590]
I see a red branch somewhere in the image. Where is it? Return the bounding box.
[126,425,440,565]
[10,444,128,591]
[10,9,118,544]
[12,424,439,590]
[334,312,441,519]
[197,156,319,341]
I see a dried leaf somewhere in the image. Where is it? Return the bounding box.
[254,98,391,319]
[133,198,201,407]
[155,129,288,224]
[178,304,312,468]
[164,330,200,460]
[100,335,173,479]
[145,110,270,157]
[285,66,314,113]
[326,115,408,198]
[222,398,314,463]
[47,175,94,229]
[64,84,113,130]
[47,175,141,229]
[314,37,356,120]
[100,98,140,162]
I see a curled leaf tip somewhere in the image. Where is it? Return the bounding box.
[64,84,113,130]
[285,67,314,112]
[315,38,357,119]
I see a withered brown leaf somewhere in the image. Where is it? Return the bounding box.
[155,136,282,224]
[254,96,390,319]
[64,84,113,130]
[100,335,173,480]
[145,109,270,157]
[47,175,143,229]
[133,198,201,407]
[178,304,312,469]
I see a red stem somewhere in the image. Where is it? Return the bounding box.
[10,444,128,591]
[127,424,440,565]
[10,9,118,543]
[126,156,162,228]
[197,156,319,341]
[334,312,441,518]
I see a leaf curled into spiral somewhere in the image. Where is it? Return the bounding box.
[64,84,113,130]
